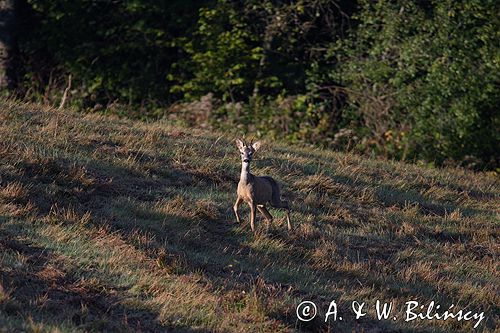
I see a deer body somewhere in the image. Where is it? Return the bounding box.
[233,139,291,232]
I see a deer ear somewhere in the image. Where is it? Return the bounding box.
[236,139,245,151]
[252,141,262,151]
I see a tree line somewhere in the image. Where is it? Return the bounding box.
[1,0,498,169]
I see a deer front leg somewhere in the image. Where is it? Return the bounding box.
[249,202,256,232]
[233,197,242,223]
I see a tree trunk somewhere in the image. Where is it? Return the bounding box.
[0,0,17,91]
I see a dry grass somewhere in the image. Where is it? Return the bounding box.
[0,100,498,332]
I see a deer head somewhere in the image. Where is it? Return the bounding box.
[236,139,261,164]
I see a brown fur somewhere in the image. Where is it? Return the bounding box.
[233,139,291,232]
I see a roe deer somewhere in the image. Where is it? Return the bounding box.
[233,139,291,232]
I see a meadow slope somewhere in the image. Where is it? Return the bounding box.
[0,100,498,332]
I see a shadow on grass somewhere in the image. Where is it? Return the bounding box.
[0,225,211,333]
[375,185,486,218]
[2,146,496,332]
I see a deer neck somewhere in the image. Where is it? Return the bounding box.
[240,161,252,183]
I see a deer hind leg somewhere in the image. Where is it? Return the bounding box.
[233,197,243,223]
[258,205,273,232]
[257,205,273,222]
[279,200,292,231]
[285,209,292,231]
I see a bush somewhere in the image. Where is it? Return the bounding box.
[330,0,500,167]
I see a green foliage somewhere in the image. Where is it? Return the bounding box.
[11,0,500,168]
[170,0,352,143]
[170,1,261,102]
[331,0,500,167]
[18,0,209,110]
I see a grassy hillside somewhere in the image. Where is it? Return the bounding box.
[0,100,498,332]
